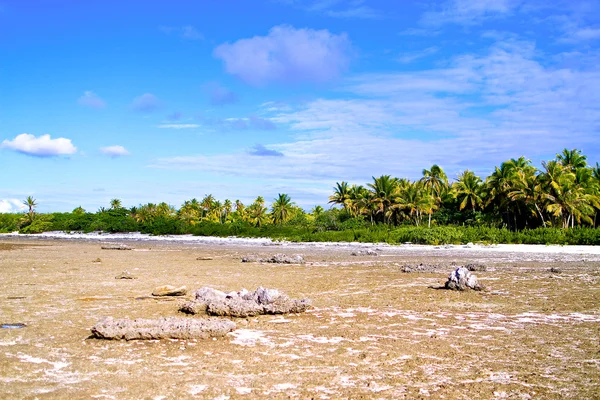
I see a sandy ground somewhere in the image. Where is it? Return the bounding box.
[1,234,599,399]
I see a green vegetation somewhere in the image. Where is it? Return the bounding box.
[2,149,599,245]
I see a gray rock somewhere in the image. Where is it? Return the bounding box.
[180,286,311,317]
[115,270,137,279]
[444,267,483,291]
[549,267,563,274]
[152,285,187,296]
[196,256,213,261]
[241,254,304,264]
[350,249,378,256]
[101,244,132,250]
[400,263,438,273]
[465,263,487,272]
[90,317,236,340]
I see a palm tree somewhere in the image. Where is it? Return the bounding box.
[557,148,587,172]
[420,164,448,227]
[72,206,86,215]
[247,196,268,227]
[311,205,324,216]
[508,171,548,227]
[368,175,400,224]
[223,199,233,223]
[271,193,294,225]
[23,196,37,223]
[110,198,122,210]
[453,170,484,211]
[329,182,351,211]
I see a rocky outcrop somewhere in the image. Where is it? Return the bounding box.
[90,317,236,340]
[152,285,187,296]
[241,254,305,264]
[444,267,484,291]
[180,286,311,317]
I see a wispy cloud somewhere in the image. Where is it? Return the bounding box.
[151,39,600,186]
[281,0,381,19]
[100,145,130,158]
[160,25,204,40]
[157,124,200,129]
[77,91,106,109]
[206,83,238,105]
[131,93,161,113]
[421,0,523,26]
[1,133,77,157]
[396,46,440,64]
[248,144,284,157]
[214,25,352,85]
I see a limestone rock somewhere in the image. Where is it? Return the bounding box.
[351,249,378,256]
[444,267,483,291]
[115,270,137,279]
[152,285,187,296]
[180,286,311,317]
[465,263,487,272]
[101,244,132,250]
[90,317,236,340]
[400,263,438,273]
[241,254,304,264]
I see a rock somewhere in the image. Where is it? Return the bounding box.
[465,263,487,272]
[464,242,475,248]
[115,270,137,279]
[92,258,102,263]
[400,263,438,273]
[101,244,132,250]
[90,317,236,340]
[549,267,562,274]
[196,256,213,261]
[444,267,483,291]
[241,255,259,263]
[180,286,311,317]
[152,285,187,296]
[241,254,304,264]
[350,249,378,256]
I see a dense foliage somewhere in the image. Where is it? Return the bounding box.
[2,149,599,245]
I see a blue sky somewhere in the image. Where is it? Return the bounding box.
[1,0,599,213]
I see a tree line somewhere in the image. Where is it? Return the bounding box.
[1,149,599,243]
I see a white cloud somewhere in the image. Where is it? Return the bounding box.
[157,124,200,129]
[0,199,25,213]
[214,25,352,85]
[100,145,130,157]
[1,134,77,157]
[77,91,106,109]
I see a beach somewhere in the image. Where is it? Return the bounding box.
[1,234,599,398]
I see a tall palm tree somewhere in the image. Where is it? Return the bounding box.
[420,164,448,227]
[247,196,268,227]
[329,182,351,211]
[368,175,400,224]
[453,170,484,211]
[271,193,294,225]
[23,196,37,223]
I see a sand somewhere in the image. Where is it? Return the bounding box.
[0,234,599,399]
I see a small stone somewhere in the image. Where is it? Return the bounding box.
[115,270,137,279]
[465,263,486,272]
[549,267,562,274]
[196,256,213,261]
[152,285,187,296]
